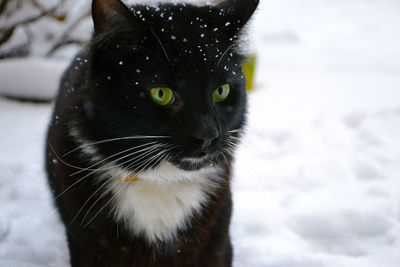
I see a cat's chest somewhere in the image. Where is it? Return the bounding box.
[106,161,221,243]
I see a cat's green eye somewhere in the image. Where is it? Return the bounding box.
[213,84,230,103]
[149,87,175,106]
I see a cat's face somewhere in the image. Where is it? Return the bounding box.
[75,0,258,172]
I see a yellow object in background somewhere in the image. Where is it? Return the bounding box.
[242,54,257,92]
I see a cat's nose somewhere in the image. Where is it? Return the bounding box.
[193,114,219,151]
[195,125,219,150]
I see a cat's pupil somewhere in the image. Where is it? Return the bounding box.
[158,89,164,98]
[218,87,223,95]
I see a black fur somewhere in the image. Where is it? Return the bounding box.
[45,0,258,266]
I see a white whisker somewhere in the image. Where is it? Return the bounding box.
[228,128,242,133]
[82,180,131,228]
[217,42,239,67]
[54,142,170,200]
[81,183,114,226]
[150,29,170,62]
[70,141,158,176]
[135,146,176,174]
[67,180,109,228]
[120,144,169,170]
[63,135,171,157]
[47,139,95,171]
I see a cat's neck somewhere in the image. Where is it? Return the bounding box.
[103,161,224,243]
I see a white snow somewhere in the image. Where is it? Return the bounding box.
[1,0,400,266]
[0,58,68,100]
[0,0,92,59]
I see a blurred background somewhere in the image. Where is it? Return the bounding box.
[0,0,89,59]
[0,0,400,266]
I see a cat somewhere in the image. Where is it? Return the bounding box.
[45,0,258,266]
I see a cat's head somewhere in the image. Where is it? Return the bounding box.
[75,0,258,173]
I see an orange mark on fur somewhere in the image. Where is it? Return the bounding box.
[117,173,140,183]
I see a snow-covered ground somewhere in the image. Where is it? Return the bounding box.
[1,0,400,266]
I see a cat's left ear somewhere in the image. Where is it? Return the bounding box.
[92,0,142,33]
[217,0,259,29]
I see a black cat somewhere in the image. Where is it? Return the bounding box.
[45,0,258,266]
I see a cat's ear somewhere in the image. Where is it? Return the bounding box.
[92,0,140,33]
[91,0,146,48]
[217,0,259,28]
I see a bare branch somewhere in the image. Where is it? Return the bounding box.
[0,43,29,59]
[0,0,10,16]
[46,39,86,57]
[0,27,15,46]
[46,10,90,57]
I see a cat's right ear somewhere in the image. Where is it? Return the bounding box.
[217,0,259,29]
[92,0,141,33]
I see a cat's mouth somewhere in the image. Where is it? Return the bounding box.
[173,154,216,171]
[181,155,209,164]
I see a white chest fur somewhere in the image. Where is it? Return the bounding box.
[107,161,222,243]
